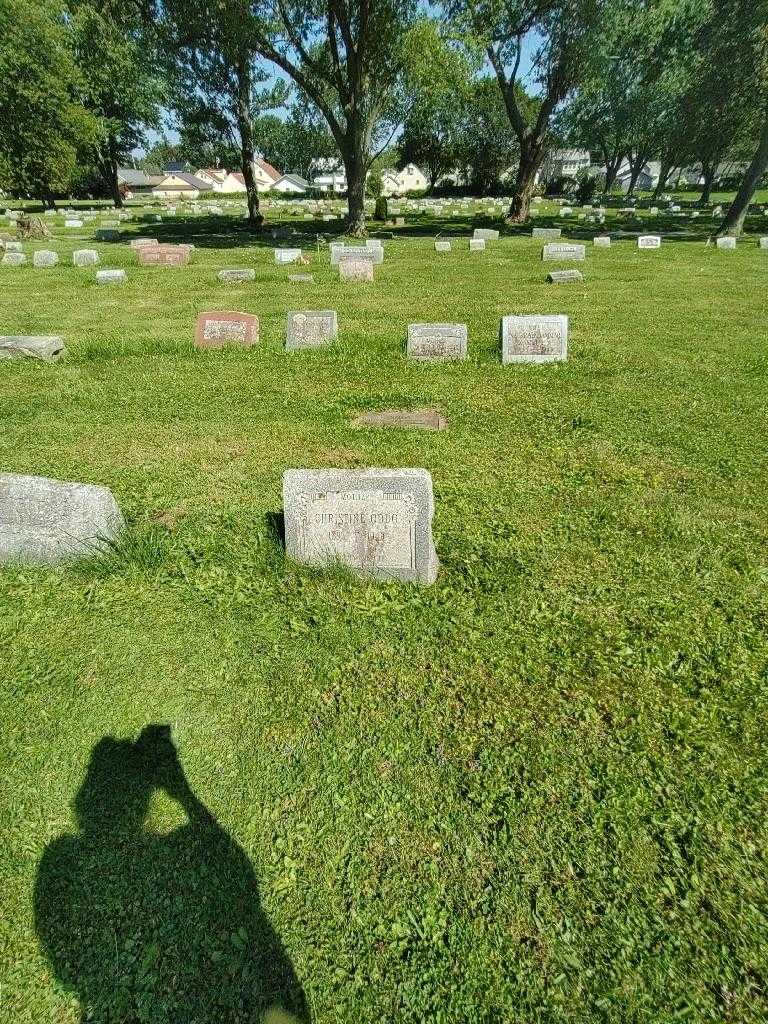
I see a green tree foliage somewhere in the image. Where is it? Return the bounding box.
[252,104,337,182]
[250,0,418,235]
[69,1,165,207]
[0,0,97,203]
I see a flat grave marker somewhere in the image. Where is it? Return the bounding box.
[96,269,126,285]
[135,244,191,266]
[33,250,58,268]
[593,236,611,247]
[716,236,736,250]
[532,227,562,239]
[73,249,100,267]
[352,407,447,431]
[546,269,583,284]
[1,253,26,266]
[435,240,451,252]
[0,335,65,361]
[275,248,302,264]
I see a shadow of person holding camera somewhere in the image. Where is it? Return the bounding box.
[35,725,308,1023]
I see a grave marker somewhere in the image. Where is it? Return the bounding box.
[501,314,568,364]
[194,311,259,349]
[473,228,499,240]
[135,244,191,266]
[330,244,382,266]
[283,468,439,584]
[2,253,26,266]
[0,473,124,564]
[64,219,83,228]
[73,249,100,267]
[546,270,583,284]
[130,237,158,248]
[275,248,302,264]
[96,269,126,285]
[0,335,64,361]
[542,243,585,261]
[352,407,447,431]
[716,236,736,250]
[638,235,661,249]
[435,239,451,252]
[469,238,485,252]
[33,250,58,268]
[532,227,562,239]
[217,269,255,283]
[407,323,467,361]
[338,259,374,282]
[593,236,611,247]
[286,310,338,351]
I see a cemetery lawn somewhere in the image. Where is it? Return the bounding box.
[1,206,767,1023]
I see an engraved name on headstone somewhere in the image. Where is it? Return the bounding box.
[217,268,255,283]
[130,237,158,248]
[716,236,736,250]
[593,236,611,247]
[501,314,568,364]
[330,244,382,266]
[0,473,124,563]
[283,468,439,584]
[96,269,126,284]
[135,244,191,266]
[33,250,58,268]
[542,243,585,261]
[194,311,259,349]
[473,228,499,240]
[469,238,485,251]
[407,323,468,361]
[275,248,302,264]
[434,239,451,252]
[1,252,26,266]
[638,235,661,249]
[286,310,338,351]
[532,227,562,239]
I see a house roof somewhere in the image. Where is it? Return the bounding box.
[276,174,309,187]
[158,172,211,191]
[255,158,280,181]
[164,162,191,173]
[117,167,157,187]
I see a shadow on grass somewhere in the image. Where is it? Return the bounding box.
[35,725,308,1023]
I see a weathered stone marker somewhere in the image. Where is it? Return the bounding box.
[194,311,259,349]
[0,336,65,361]
[469,238,485,252]
[546,269,583,284]
[716,236,736,250]
[434,239,451,252]
[33,250,58,268]
[407,323,467,361]
[64,219,83,228]
[542,243,585,261]
[338,259,374,282]
[286,310,338,351]
[352,408,447,431]
[0,473,124,563]
[638,235,661,249]
[532,227,562,239]
[289,273,315,283]
[593,236,611,247]
[501,314,568,364]
[217,268,255,283]
[73,249,100,267]
[330,244,382,266]
[759,237,768,249]
[1,252,26,267]
[136,244,191,266]
[283,468,439,584]
[130,237,158,248]
[275,248,302,264]
[473,228,499,240]
[5,241,23,253]
[96,269,126,285]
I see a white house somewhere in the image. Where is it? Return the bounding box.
[195,168,247,193]
[380,163,428,195]
[313,171,347,192]
[271,173,309,194]
[615,160,660,192]
[538,149,592,183]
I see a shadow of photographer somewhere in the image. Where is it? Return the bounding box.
[35,725,308,1023]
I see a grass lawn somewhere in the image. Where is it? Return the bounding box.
[1,199,767,1023]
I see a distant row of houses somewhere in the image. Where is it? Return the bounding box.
[118,160,430,199]
[118,150,745,201]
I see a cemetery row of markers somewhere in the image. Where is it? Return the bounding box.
[2,221,766,584]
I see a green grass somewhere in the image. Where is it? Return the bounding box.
[1,199,768,1024]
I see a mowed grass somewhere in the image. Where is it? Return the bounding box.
[1,200,768,1023]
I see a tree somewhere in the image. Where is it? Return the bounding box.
[250,0,417,235]
[450,0,609,222]
[0,0,97,205]
[253,103,338,181]
[456,77,527,194]
[68,2,166,209]
[161,0,288,227]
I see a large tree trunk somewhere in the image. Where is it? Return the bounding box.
[108,138,123,209]
[343,142,367,236]
[235,56,263,230]
[651,157,673,200]
[699,159,717,206]
[718,105,768,236]
[604,155,623,194]
[506,135,545,223]
[625,151,648,198]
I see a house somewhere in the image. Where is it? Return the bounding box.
[272,173,309,194]
[538,148,592,183]
[195,168,247,193]
[251,158,281,190]
[116,167,161,197]
[151,172,212,199]
[615,160,660,192]
[380,164,428,196]
[313,171,347,192]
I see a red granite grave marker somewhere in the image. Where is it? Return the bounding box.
[136,244,192,266]
[194,311,259,350]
